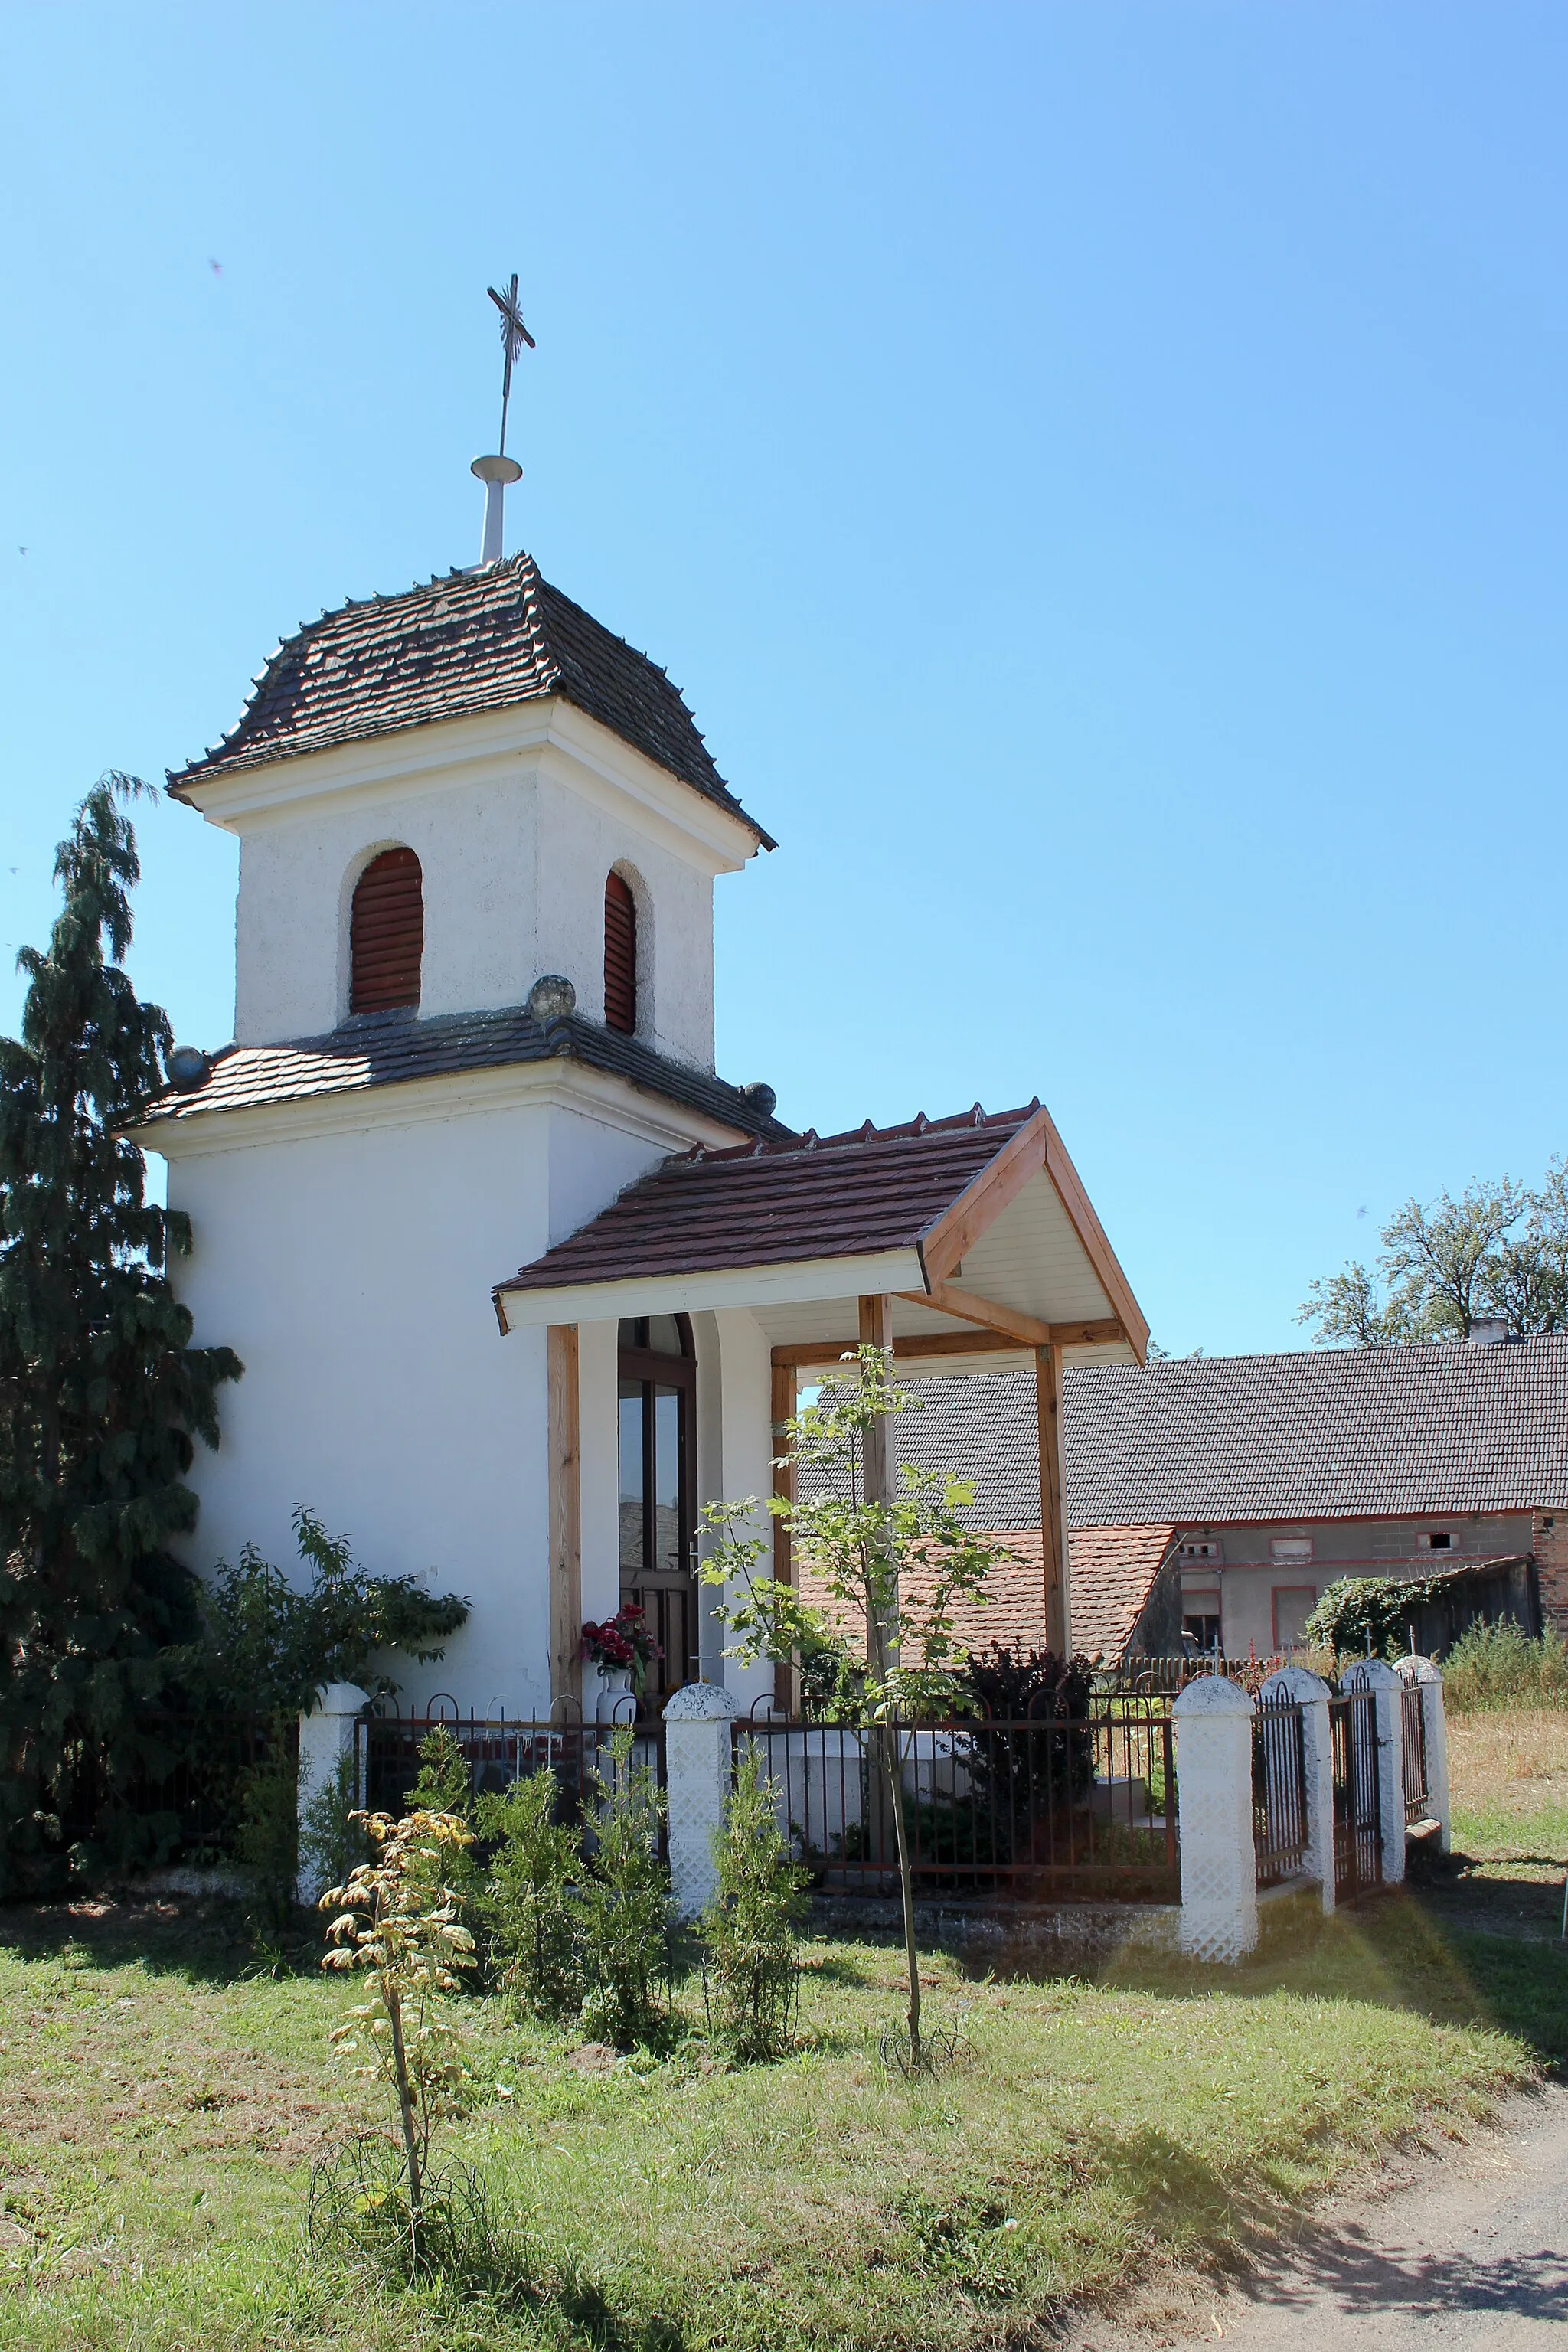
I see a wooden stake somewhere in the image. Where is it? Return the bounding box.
[547,1325,582,1707]
[771,1357,796,1713]
[858,1292,895,1514]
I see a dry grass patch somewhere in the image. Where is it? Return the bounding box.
[1448,1707,1568,1871]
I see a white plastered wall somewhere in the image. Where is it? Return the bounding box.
[158,1080,687,1718]
[533,766,717,1070]
[218,712,740,1066]
[234,764,541,1044]
[708,1308,776,1713]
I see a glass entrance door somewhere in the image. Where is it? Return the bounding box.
[617,1316,697,1709]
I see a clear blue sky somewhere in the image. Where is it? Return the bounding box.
[2,5,1563,1357]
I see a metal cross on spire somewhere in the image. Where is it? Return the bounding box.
[487,274,535,459]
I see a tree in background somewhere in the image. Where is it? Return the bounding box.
[0,776,241,1878]
[1299,1165,1568,1345]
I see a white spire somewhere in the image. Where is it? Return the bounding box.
[471,452,522,564]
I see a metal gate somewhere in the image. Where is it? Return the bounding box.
[1401,1683,1430,1825]
[1328,1689,1381,1901]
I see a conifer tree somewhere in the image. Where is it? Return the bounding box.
[0,775,240,1876]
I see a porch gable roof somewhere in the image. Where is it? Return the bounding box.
[494,1098,1149,1358]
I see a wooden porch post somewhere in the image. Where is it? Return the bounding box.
[547,1325,582,1710]
[770,1358,796,1713]
[1035,1342,1072,1656]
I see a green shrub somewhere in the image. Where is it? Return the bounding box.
[1442,1620,1568,1712]
[1304,1576,1439,1661]
[407,1725,483,1928]
[234,1717,299,1939]
[702,1747,808,2060]
[299,1745,368,1901]
[577,1726,671,2049]
[475,1768,583,2020]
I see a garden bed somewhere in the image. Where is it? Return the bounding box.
[0,1890,1559,2352]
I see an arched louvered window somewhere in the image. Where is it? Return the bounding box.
[350,847,423,1014]
[604,870,637,1035]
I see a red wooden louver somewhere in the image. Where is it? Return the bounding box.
[350,847,424,1014]
[604,871,636,1034]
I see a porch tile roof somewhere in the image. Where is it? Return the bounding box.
[495,1102,1041,1295]
[139,1004,791,1139]
[166,551,773,845]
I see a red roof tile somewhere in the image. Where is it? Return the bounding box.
[797,1522,1178,1668]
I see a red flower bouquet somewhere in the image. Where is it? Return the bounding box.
[580,1605,662,1693]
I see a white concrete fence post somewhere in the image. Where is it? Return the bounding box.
[1258,1665,1335,1915]
[1341,1657,1406,1886]
[296,1681,371,1906]
[1173,1674,1259,1962]
[662,1681,737,1922]
[1396,1654,1451,1855]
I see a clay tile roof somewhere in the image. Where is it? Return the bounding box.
[139,1004,791,1139]
[1065,1338,1568,1520]
[166,552,773,847]
[798,1524,1177,1668]
[495,1102,1041,1295]
[865,1341,1568,1527]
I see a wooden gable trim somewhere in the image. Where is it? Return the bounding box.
[916,1106,1148,1363]
[918,1107,1049,1288]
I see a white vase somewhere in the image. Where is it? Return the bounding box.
[594,1665,635,1723]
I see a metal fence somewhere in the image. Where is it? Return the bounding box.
[82,1711,282,1862]
[354,1708,668,1860]
[1251,1696,1310,1888]
[1401,1683,1430,1825]
[732,1700,1177,1903]
[1328,1689,1382,1901]
[1112,1655,1299,1698]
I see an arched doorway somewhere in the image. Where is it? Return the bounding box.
[617,1315,697,1708]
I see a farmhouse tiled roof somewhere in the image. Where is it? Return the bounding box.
[495,1103,1041,1295]
[166,553,773,845]
[1066,1338,1568,1521]
[139,1004,791,1141]
[798,1524,1177,1668]
[884,1340,1568,1528]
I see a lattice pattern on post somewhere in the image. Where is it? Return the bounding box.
[1173,1674,1259,1962]
[662,1682,737,1921]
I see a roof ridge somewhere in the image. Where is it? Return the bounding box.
[666,1099,1042,1168]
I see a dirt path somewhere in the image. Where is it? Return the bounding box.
[1073,2082,1568,2350]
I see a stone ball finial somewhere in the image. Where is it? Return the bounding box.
[741,1080,777,1117]
[166,1045,213,1093]
[528,974,577,1024]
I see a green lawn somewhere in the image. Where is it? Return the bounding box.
[0,1890,1560,2352]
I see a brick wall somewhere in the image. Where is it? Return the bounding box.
[1531,1511,1568,1637]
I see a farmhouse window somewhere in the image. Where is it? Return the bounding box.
[1269,1535,1314,1566]
[617,1315,697,1702]
[349,847,423,1014]
[604,871,637,1034]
